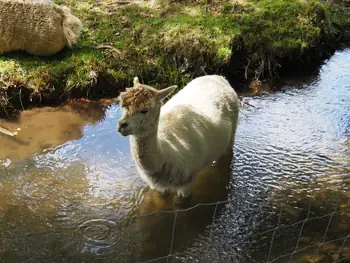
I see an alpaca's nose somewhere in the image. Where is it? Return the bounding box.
[117,122,128,133]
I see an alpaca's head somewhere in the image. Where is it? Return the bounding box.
[117,77,177,137]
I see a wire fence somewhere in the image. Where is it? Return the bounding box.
[1,195,349,263]
[135,199,350,263]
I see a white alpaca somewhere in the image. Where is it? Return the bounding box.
[0,0,82,56]
[117,75,239,204]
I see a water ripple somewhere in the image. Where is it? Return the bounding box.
[77,219,120,249]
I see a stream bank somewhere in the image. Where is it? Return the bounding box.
[0,0,349,117]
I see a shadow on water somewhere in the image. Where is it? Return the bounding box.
[0,49,350,262]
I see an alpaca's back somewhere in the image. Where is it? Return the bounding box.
[161,75,238,126]
[159,75,239,176]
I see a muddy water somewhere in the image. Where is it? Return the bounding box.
[0,101,109,160]
[0,49,349,263]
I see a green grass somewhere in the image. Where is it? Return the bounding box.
[0,0,349,113]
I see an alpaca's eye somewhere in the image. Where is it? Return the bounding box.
[140,109,148,114]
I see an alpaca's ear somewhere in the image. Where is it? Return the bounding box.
[157,85,177,101]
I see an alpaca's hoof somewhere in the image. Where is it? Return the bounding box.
[174,194,192,207]
[157,190,170,199]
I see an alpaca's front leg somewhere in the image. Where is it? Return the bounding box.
[156,188,170,199]
[151,183,170,199]
[177,184,193,197]
[174,183,193,206]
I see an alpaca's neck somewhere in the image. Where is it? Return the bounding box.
[130,127,162,174]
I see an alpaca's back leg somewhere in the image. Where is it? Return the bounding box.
[223,135,235,156]
[225,119,238,154]
[226,137,234,153]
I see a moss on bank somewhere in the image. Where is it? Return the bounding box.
[0,0,349,116]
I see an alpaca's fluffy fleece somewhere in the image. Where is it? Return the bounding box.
[119,78,157,114]
[117,75,240,199]
[155,75,239,195]
[0,0,83,56]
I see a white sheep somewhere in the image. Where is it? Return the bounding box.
[117,75,239,205]
[0,0,83,56]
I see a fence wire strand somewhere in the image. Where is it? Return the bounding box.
[267,204,283,262]
[287,198,312,263]
[334,234,350,263]
[313,199,339,260]
[337,255,350,263]
[126,218,133,263]
[167,210,178,263]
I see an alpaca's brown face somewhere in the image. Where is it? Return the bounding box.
[116,77,177,137]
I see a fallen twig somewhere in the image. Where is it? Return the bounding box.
[107,0,143,5]
[239,97,256,108]
[0,126,17,137]
[245,59,251,79]
[96,44,120,52]
[95,44,124,58]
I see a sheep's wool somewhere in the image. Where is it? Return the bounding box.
[0,0,83,56]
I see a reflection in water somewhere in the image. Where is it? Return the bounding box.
[0,50,350,262]
[133,152,232,262]
[0,100,107,160]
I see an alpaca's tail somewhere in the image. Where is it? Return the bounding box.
[57,6,83,47]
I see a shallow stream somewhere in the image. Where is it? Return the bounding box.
[0,49,349,263]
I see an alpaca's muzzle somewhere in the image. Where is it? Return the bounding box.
[117,122,129,136]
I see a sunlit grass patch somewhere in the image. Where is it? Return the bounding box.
[0,0,348,114]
